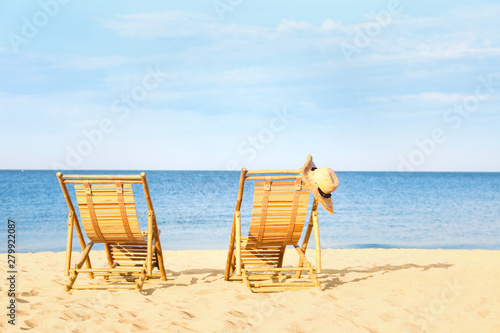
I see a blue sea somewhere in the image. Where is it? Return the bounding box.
[0,170,499,252]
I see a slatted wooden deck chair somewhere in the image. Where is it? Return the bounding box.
[57,172,167,291]
[224,168,324,292]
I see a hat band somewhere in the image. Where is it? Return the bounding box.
[311,167,332,199]
[318,187,331,199]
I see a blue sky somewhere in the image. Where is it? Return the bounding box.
[1,0,499,171]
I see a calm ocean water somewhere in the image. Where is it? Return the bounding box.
[0,170,499,252]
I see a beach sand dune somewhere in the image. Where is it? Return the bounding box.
[1,249,499,332]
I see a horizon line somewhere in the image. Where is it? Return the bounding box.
[1,169,500,173]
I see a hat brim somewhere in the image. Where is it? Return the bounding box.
[299,155,334,214]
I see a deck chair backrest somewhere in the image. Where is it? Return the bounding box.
[247,175,310,247]
[57,172,167,291]
[69,177,145,243]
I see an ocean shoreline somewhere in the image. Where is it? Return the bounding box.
[4,247,500,255]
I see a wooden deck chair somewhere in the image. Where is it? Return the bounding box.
[57,172,167,291]
[224,169,322,292]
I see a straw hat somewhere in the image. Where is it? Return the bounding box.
[299,154,339,214]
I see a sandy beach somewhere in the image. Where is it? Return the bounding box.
[1,249,499,332]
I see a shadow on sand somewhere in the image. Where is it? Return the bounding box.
[320,262,453,290]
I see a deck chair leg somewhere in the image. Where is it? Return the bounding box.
[225,242,235,279]
[136,273,146,290]
[241,269,252,289]
[66,242,94,291]
[306,266,320,288]
[226,169,247,281]
[294,251,305,279]
[135,262,147,291]
[136,274,146,290]
[152,241,159,269]
[295,266,303,279]
[103,243,114,280]
[292,252,305,279]
[104,243,114,267]
[234,212,242,276]
[277,245,286,268]
[57,173,93,279]
[66,271,78,291]
[153,235,167,281]
[65,211,74,277]
[294,201,318,279]
[73,212,94,279]
[294,245,309,279]
[149,246,158,278]
[229,251,236,274]
[146,211,154,277]
[312,210,321,274]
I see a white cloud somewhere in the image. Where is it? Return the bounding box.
[368,92,490,105]
[393,92,470,104]
[367,91,499,115]
[101,11,346,44]
[100,11,219,39]
[99,11,275,41]
[56,55,134,70]
[448,4,500,20]
[402,65,473,79]
[321,18,344,31]
[95,9,497,65]
[335,7,500,63]
[367,42,500,62]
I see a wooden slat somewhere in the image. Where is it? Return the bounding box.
[80,225,141,232]
[65,180,142,184]
[254,180,305,186]
[284,177,302,244]
[251,213,307,219]
[252,196,308,203]
[75,179,143,243]
[241,255,280,260]
[248,176,310,247]
[241,249,281,254]
[246,169,299,175]
[75,183,133,189]
[110,248,147,252]
[112,254,148,258]
[256,177,271,244]
[115,181,136,242]
[243,261,269,266]
[63,174,142,180]
[111,250,148,255]
[111,256,148,261]
[83,182,104,241]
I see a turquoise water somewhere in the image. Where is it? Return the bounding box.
[0,170,499,252]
